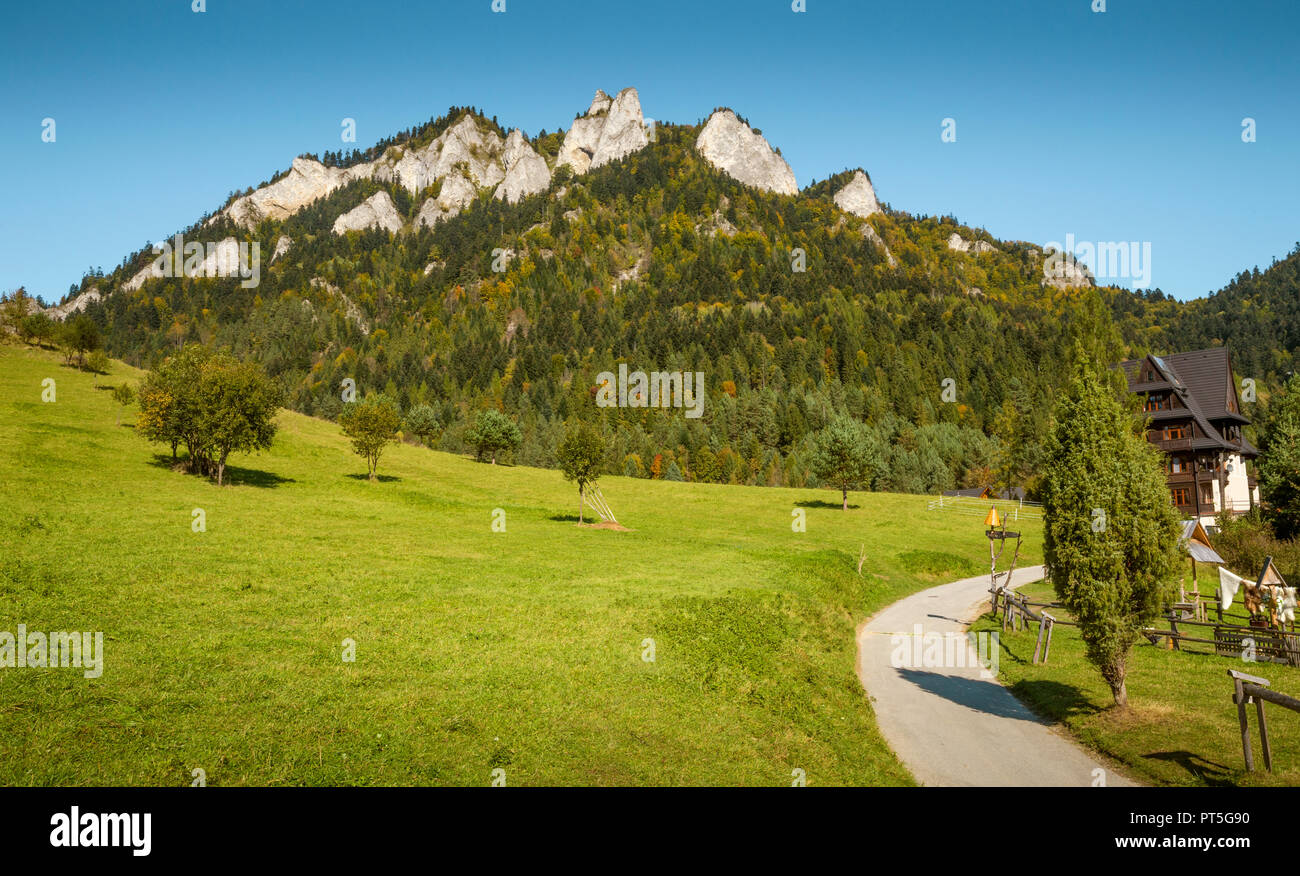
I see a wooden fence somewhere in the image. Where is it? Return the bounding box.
[1228,669,1300,772]
[989,586,1071,665]
[1145,611,1300,666]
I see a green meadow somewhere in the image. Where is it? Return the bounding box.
[972,578,1300,786]
[0,344,1040,786]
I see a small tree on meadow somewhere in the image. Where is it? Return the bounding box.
[404,404,441,447]
[557,422,605,523]
[195,354,284,485]
[138,344,214,470]
[340,395,402,480]
[112,382,134,427]
[137,344,281,482]
[466,408,521,464]
[86,350,110,377]
[61,314,101,369]
[1258,374,1300,540]
[810,416,876,510]
[1039,345,1181,707]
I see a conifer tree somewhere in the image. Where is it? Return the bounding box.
[1040,345,1181,707]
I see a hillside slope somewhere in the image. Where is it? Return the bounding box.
[40,88,1133,496]
[0,344,1042,785]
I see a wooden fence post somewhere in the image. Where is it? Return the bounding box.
[1257,697,1273,772]
[1229,669,1273,772]
[1233,673,1254,772]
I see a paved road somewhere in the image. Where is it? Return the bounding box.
[856,565,1138,787]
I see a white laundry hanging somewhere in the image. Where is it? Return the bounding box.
[1219,566,1250,611]
[1279,586,1297,625]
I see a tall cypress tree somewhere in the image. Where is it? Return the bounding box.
[1040,344,1181,707]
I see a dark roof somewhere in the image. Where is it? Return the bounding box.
[1120,348,1256,458]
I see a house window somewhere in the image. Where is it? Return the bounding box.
[1171,488,1190,506]
[1164,425,1188,440]
[1145,394,1170,412]
[1200,483,1215,507]
[1168,456,1186,474]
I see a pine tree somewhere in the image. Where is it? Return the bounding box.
[810,416,876,510]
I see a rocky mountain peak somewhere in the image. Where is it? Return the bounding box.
[381,113,505,194]
[494,129,551,204]
[694,110,797,196]
[216,157,369,229]
[558,86,650,175]
[833,170,880,218]
[588,89,613,115]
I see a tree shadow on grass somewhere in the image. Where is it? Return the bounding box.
[223,465,295,488]
[1141,751,1236,787]
[550,514,581,523]
[1010,679,1102,722]
[345,473,401,483]
[795,499,861,510]
[144,454,294,488]
[146,453,189,474]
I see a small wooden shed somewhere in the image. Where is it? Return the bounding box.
[1181,519,1225,601]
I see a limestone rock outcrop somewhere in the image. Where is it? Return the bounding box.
[947,232,996,254]
[417,169,478,228]
[1041,249,1096,289]
[494,129,551,203]
[379,114,506,194]
[833,171,881,218]
[217,157,374,228]
[332,191,403,235]
[122,236,251,290]
[214,113,542,230]
[310,278,370,334]
[47,287,102,320]
[695,110,797,195]
[862,223,897,267]
[558,88,650,174]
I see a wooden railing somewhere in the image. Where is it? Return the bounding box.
[1228,670,1300,772]
[989,586,1072,665]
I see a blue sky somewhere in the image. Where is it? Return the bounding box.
[2,0,1296,304]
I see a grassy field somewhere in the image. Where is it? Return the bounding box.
[0,343,1042,786]
[972,578,1300,786]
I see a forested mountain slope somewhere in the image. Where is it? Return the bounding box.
[35,89,1298,494]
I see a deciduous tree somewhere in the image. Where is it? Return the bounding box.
[340,395,402,481]
[557,422,605,523]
